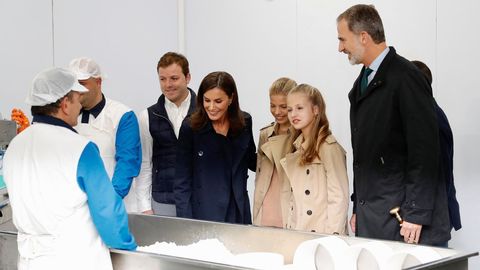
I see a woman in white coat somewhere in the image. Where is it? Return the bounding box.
[253,77,297,228]
[281,84,349,234]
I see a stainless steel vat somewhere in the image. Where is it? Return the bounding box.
[1,214,478,270]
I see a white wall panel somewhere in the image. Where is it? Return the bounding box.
[52,0,178,112]
[0,0,53,118]
[437,1,480,268]
[185,0,297,133]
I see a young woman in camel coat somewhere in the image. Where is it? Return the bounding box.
[253,77,297,227]
[280,84,349,235]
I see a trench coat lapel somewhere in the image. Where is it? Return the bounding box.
[260,134,289,167]
[281,134,304,182]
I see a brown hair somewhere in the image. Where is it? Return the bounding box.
[190,71,245,135]
[269,77,297,96]
[287,84,331,166]
[157,52,190,76]
[337,4,385,44]
[31,91,75,116]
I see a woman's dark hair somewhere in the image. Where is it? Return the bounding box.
[411,60,433,85]
[190,71,245,135]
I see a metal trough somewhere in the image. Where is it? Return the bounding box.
[1,214,478,270]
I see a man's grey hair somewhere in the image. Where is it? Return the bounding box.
[337,4,386,44]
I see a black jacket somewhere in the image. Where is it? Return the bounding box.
[349,47,450,245]
[147,88,196,203]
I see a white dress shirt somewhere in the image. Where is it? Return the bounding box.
[136,92,191,211]
[165,91,191,138]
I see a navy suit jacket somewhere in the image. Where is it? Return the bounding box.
[435,103,462,231]
[174,112,256,224]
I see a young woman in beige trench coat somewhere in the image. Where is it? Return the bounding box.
[280,84,349,235]
[253,77,297,227]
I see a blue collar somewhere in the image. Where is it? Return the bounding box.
[81,94,106,122]
[32,114,78,133]
[368,47,390,72]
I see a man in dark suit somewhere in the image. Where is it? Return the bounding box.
[336,4,451,246]
[411,60,462,234]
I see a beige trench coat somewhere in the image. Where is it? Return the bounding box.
[253,123,292,227]
[280,134,349,235]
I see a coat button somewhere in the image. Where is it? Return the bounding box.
[258,168,261,173]
[306,169,310,175]
[305,190,310,195]
[359,200,365,205]
[411,201,416,207]
[311,230,316,232]
[353,127,358,132]
[307,210,312,215]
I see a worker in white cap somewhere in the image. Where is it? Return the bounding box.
[69,57,142,213]
[3,67,136,270]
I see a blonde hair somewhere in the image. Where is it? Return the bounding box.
[269,77,297,96]
[287,84,331,166]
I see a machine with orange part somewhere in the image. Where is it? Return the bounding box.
[10,108,30,133]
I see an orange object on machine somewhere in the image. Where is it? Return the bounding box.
[11,108,30,133]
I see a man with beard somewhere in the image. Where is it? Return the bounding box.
[336,4,450,246]
[69,57,142,213]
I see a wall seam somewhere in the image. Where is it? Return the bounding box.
[178,0,185,54]
[51,0,55,66]
[295,0,298,78]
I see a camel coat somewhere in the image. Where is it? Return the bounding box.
[281,134,349,235]
[253,123,292,227]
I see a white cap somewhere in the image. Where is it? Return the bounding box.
[68,57,103,80]
[25,67,89,106]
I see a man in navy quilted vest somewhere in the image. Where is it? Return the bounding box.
[137,52,196,215]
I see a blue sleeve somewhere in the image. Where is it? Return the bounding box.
[112,111,142,198]
[173,120,193,218]
[77,142,137,250]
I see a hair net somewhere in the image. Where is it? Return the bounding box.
[25,67,89,106]
[68,57,103,80]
